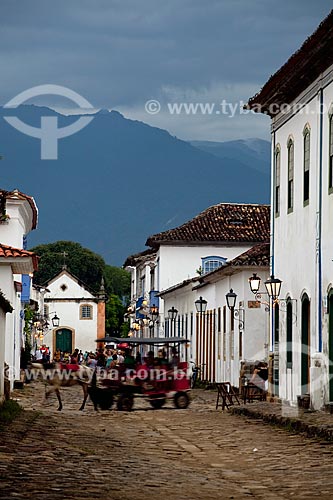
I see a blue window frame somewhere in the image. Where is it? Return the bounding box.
[201,256,227,274]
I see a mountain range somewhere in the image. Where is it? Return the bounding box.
[0,106,270,265]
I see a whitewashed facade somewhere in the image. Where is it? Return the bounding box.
[124,203,270,375]
[44,270,105,356]
[247,11,333,409]
[125,244,254,338]
[0,189,38,398]
[160,244,270,387]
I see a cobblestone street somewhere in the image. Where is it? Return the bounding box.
[1,383,333,500]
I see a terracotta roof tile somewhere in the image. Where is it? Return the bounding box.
[123,248,157,268]
[228,242,270,267]
[0,244,38,270]
[146,203,270,247]
[194,243,270,280]
[247,10,333,115]
[193,243,270,288]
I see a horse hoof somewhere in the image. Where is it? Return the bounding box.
[57,408,62,411]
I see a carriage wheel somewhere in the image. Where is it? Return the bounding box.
[99,392,114,410]
[174,392,190,409]
[117,393,134,411]
[149,398,166,409]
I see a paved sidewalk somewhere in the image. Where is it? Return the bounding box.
[230,400,333,441]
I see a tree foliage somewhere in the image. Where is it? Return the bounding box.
[30,241,131,334]
[104,265,131,300]
[105,294,129,335]
[31,241,105,293]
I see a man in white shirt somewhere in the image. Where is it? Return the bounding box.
[35,349,43,361]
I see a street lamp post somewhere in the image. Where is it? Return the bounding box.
[248,273,286,400]
[51,314,60,327]
[194,296,207,379]
[148,304,159,337]
[168,306,178,337]
[225,289,244,330]
[195,296,207,314]
[248,273,283,310]
[264,275,282,302]
[31,311,60,350]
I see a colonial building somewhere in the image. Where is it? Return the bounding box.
[124,203,270,361]
[247,10,333,409]
[43,269,106,356]
[0,189,38,399]
[159,243,270,387]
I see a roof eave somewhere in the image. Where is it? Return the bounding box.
[247,10,333,115]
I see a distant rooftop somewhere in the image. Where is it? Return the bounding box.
[146,203,270,247]
[123,248,157,268]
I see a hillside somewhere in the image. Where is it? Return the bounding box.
[0,106,270,265]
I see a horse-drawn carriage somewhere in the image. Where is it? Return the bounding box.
[90,336,191,411]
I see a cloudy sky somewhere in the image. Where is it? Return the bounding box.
[1,0,332,141]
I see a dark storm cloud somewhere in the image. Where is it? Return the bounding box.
[0,0,332,139]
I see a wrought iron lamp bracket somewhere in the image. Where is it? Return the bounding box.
[254,292,270,312]
[232,308,245,331]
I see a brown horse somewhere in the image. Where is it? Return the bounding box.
[30,362,94,411]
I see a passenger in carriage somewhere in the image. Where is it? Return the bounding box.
[155,349,169,367]
[170,347,180,368]
[144,351,155,369]
[135,351,142,366]
[124,348,136,369]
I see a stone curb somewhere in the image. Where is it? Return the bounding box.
[231,405,333,441]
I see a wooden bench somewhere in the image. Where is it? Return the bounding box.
[216,382,240,410]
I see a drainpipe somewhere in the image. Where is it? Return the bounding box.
[318,88,324,352]
[271,128,276,352]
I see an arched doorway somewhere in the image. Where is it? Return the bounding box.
[328,290,333,401]
[301,294,310,395]
[55,328,73,353]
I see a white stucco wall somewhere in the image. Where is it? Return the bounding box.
[161,267,269,386]
[129,243,255,339]
[157,244,253,335]
[0,194,37,394]
[271,65,333,407]
[1,199,34,249]
[0,267,16,382]
[157,244,252,291]
[321,80,333,408]
[44,272,99,355]
[0,308,6,401]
